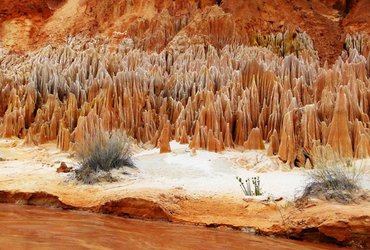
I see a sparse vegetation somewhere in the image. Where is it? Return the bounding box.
[298,146,366,204]
[344,33,369,57]
[252,176,262,196]
[249,30,318,59]
[267,194,290,226]
[236,176,263,196]
[74,130,135,184]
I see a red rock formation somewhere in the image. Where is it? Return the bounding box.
[57,125,71,151]
[355,134,370,158]
[278,111,296,165]
[244,128,265,150]
[267,130,279,156]
[1,0,369,63]
[1,23,370,165]
[57,162,72,173]
[159,121,171,153]
[327,88,353,158]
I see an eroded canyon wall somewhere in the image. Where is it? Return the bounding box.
[0,0,370,167]
[1,32,370,167]
[1,0,370,62]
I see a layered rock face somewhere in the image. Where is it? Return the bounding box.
[0,31,369,167]
[1,0,370,167]
[1,0,370,63]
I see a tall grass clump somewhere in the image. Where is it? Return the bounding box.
[75,130,135,184]
[236,176,263,196]
[299,146,366,204]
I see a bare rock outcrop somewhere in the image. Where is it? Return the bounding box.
[0,33,370,166]
[244,128,265,150]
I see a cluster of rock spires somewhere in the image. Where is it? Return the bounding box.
[0,33,369,167]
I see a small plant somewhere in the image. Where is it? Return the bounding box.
[252,176,262,196]
[236,176,263,196]
[75,130,135,184]
[236,176,252,196]
[267,194,286,226]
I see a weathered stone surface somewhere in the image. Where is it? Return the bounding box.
[57,162,72,173]
[159,121,171,153]
[267,130,279,156]
[244,128,265,150]
[0,32,369,165]
[327,88,353,158]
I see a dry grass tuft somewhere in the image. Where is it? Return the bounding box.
[74,130,135,184]
[298,146,366,204]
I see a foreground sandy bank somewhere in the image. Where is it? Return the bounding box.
[0,139,369,248]
[0,203,343,250]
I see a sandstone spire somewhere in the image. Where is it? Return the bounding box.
[327,88,353,158]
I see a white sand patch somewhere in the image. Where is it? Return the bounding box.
[0,139,369,202]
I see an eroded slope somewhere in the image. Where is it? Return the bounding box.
[1,0,369,63]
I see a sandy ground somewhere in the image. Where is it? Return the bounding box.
[0,139,369,202]
[1,138,370,247]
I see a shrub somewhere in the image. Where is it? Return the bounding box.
[75,130,135,184]
[298,146,365,204]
